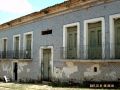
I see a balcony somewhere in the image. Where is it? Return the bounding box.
[0,50,32,60]
[61,47,78,59]
[61,46,102,60]
[88,45,102,59]
[61,44,120,60]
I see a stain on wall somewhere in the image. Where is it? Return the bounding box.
[63,62,78,78]
[84,64,101,77]
[18,62,28,73]
[54,62,78,79]
[53,61,120,82]
[106,71,117,80]
[54,67,63,79]
[2,63,12,73]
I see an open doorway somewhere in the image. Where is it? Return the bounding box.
[13,62,18,81]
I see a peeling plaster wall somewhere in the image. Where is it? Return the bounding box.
[18,62,28,73]
[2,62,12,73]
[17,61,41,81]
[84,64,101,77]
[1,60,120,83]
[53,61,120,82]
[0,61,41,81]
[63,62,78,78]
[0,61,12,79]
[53,62,78,79]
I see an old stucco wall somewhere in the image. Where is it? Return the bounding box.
[0,61,12,79]
[0,61,41,82]
[0,60,120,83]
[53,61,120,83]
[18,61,41,82]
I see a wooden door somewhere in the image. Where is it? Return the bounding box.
[14,37,19,58]
[26,34,31,58]
[67,26,77,59]
[42,49,51,81]
[115,18,120,59]
[2,39,7,58]
[88,22,102,59]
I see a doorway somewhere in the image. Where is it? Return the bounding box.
[13,62,18,81]
[41,48,52,81]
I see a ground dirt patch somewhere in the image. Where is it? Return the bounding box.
[0,82,118,90]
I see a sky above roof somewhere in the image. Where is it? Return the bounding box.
[0,0,65,24]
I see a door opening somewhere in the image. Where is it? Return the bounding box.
[41,49,51,81]
[13,62,18,81]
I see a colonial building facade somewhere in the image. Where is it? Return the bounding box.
[0,0,120,83]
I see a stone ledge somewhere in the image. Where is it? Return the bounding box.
[55,59,120,63]
[0,59,32,62]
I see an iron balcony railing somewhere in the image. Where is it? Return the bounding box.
[61,46,102,59]
[0,50,32,59]
[88,45,102,59]
[61,47,78,59]
[114,44,120,59]
[61,44,120,59]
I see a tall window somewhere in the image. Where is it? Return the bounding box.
[110,14,120,59]
[2,38,7,58]
[63,22,80,59]
[84,17,105,59]
[114,18,120,59]
[13,35,20,59]
[88,21,102,59]
[24,32,33,59]
[67,26,77,59]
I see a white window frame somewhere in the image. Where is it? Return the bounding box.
[84,17,105,59]
[13,34,21,53]
[110,14,120,58]
[63,22,80,59]
[23,31,33,58]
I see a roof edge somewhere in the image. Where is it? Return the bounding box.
[0,0,113,30]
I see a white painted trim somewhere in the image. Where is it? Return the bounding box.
[12,61,19,82]
[2,37,8,53]
[84,17,105,59]
[13,34,21,58]
[110,13,120,58]
[63,22,80,58]
[23,31,33,58]
[39,46,53,80]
